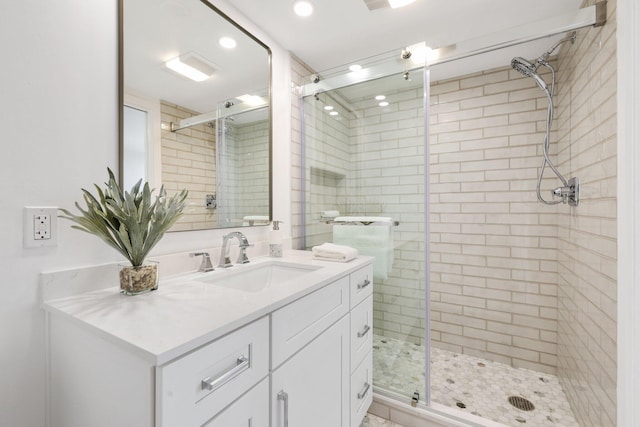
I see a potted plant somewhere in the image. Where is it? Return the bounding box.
[60,169,188,295]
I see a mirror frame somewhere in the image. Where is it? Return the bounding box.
[117,0,273,230]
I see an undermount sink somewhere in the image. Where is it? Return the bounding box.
[194,260,322,292]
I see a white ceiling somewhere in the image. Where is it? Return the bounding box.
[124,0,269,114]
[226,0,583,73]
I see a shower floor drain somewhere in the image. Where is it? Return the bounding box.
[508,396,535,411]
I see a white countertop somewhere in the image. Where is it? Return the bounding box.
[42,250,373,365]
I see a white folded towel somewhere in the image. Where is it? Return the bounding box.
[321,210,341,219]
[312,243,358,262]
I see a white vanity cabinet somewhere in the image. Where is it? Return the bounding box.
[43,254,373,427]
[157,316,269,426]
[349,267,374,427]
[271,277,351,427]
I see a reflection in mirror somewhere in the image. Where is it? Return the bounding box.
[120,0,271,231]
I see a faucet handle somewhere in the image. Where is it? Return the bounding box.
[236,243,254,264]
[190,252,214,272]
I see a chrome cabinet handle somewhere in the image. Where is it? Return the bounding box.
[357,278,371,290]
[357,324,370,338]
[277,390,289,427]
[201,355,249,392]
[357,382,370,399]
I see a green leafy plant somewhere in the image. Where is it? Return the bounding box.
[60,169,189,267]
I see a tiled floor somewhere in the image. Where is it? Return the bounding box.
[373,334,579,427]
[363,414,406,427]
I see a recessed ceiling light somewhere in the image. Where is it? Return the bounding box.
[237,94,265,106]
[388,0,416,8]
[349,64,362,72]
[293,1,314,17]
[324,105,334,110]
[329,111,339,116]
[375,95,386,101]
[379,101,389,107]
[219,37,237,49]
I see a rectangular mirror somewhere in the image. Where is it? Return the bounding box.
[119,0,272,231]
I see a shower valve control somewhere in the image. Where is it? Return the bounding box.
[551,177,579,206]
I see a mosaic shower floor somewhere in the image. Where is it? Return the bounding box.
[373,334,579,427]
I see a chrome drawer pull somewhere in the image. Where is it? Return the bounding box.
[277,390,289,427]
[357,278,371,290]
[201,355,249,392]
[357,382,370,399]
[357,325,370,338]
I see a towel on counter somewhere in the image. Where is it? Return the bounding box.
[312,242,359,262]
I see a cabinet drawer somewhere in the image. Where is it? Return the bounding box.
[202,378,269,427]
[350,351,373,427]
[350,295,373,373]
[272,276,349,369]
[350,265,373,308]
[157,317,269,427]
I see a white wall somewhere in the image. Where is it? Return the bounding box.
[0,1,290,425]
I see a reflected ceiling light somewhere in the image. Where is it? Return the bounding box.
[324,105,334,110]
[219,36,237,49]
[329,111,339,116]
[388,0,416,8]
[237,94,265,106]
[165,53,217,82]
[375,95,386,101]
[379,101,389,107]
[349,64,362,72]
[293,1,314,17]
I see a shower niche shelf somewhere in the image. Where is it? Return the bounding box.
[311,167,345,187]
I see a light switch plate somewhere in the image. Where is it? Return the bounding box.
[24,206,58,248]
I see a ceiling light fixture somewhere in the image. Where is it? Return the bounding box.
[388,0,416,8]
[329,111,339,116]
[375,95,386,100]
[293,1,314,17]
[349,64,362,72]
[219,36,237,49]
[165,53,217,82]
[379,101,389,107]
[237,94,265,106]
[324,105,334,110]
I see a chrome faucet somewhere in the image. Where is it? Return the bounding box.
[218,232,253,268]
[190,252,214,272]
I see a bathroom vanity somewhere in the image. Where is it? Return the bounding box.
[42,251,373,427]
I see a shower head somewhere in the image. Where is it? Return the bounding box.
[511,57,549,93]
[511,57,536,77]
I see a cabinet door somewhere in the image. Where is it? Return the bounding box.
[271,316,350,427]
[203,378,269,427]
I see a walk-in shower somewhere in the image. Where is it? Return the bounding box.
[511,32,580,206]
[296,2,613,426]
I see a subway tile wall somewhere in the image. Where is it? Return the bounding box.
[218,118,270,222]
[429,64,562,374]
[161,100,217,231]
[554,0,617,425]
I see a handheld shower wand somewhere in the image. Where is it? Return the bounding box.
[510,32,579,206]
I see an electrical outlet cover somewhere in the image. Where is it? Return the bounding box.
[24,206,58,248]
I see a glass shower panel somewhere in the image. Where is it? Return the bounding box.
[301,70,428,402]
[427,53,580,426]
